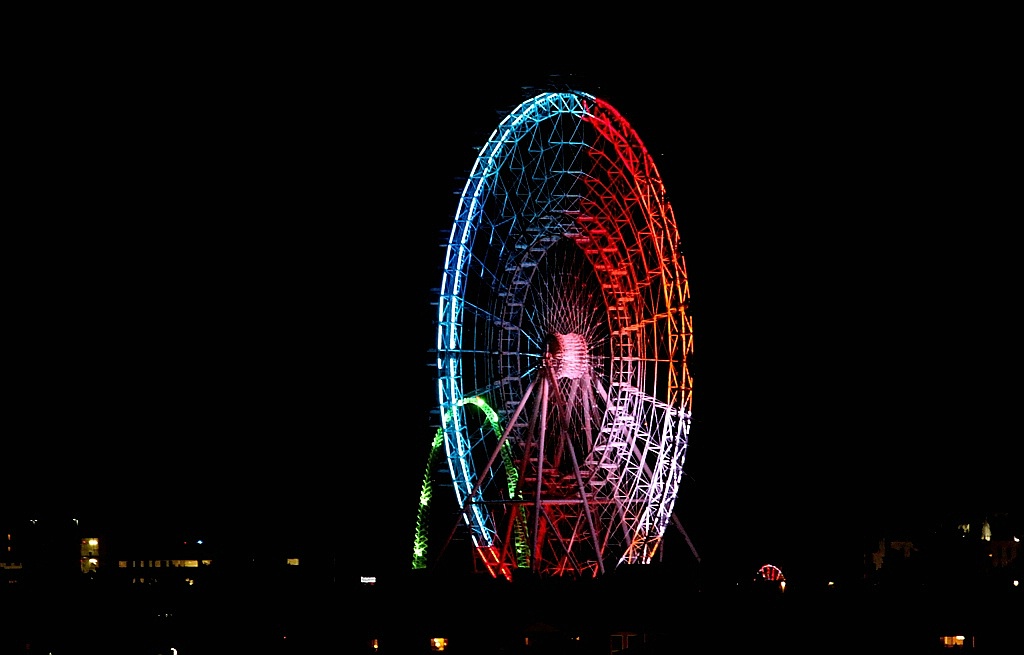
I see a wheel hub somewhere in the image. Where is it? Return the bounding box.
[544,332,589,380]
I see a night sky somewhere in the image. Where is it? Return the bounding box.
[8,33,1018,588]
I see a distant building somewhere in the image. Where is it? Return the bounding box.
[0,516,333,590]
[865,509,1022,595]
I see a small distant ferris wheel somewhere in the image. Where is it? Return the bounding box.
[754,563,787,591]
[419,89,695,580]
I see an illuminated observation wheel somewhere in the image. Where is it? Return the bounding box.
[435,90,693,579]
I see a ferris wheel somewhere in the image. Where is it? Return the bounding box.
[431,90,693,579]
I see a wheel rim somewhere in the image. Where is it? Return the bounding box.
[436,91,693,578]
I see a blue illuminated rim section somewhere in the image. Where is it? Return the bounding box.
[435,92,598,552]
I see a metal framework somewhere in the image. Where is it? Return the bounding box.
[434,91,693,578]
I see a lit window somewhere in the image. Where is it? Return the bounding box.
[939,635,967,648]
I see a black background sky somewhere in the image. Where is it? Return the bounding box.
[8,24,1018,586]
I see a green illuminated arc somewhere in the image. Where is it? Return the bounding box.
[412,396,530,571]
